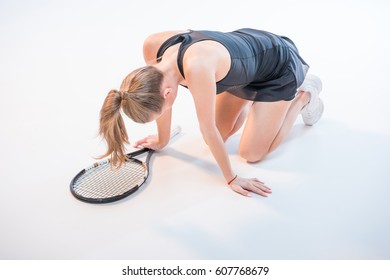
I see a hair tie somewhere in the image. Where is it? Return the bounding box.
[117,90,125,100]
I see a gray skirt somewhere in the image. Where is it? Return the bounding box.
[221,29,310,102]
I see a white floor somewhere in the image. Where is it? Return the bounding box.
[1,0,390,260]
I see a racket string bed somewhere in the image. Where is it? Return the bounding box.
[70,125,181,203]
[73,160,146,199]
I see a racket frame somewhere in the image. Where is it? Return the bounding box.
[70,126,181,203]
[70,148,154,203]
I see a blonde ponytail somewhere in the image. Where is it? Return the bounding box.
[99,66,164,167]
[99,89,129,166]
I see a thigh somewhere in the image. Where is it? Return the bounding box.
[239,100,292,162]
[215,92,250,139]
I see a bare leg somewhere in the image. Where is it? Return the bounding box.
[268,91,310,153]
[215,92,250,141]
[239,91,310,162]
[230,104,250,137]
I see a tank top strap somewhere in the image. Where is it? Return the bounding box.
[156,33,185,62]
[156,30,197,78]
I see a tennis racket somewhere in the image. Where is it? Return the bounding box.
[70,126,181,203]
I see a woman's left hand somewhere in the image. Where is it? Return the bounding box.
[228,176,272,197]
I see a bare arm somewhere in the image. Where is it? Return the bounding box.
[133,108,172,150]
[156,107,172,148]
[184,52,272,197]
[185,62,235,183]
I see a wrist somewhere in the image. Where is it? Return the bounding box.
[227,174,238,185]
[155,137,167,150]
[158,140,169,150]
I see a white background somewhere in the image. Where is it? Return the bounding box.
[1,0,389,268]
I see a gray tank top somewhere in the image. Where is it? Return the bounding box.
[157,28,309,102]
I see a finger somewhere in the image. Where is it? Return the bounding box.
[251,177,265,184]
[133,139,143,147]
[245,184,271,197]
[254,183,272,193]
[139,142,152,149]
[230,184,251,197]
[133,137,149,148]
[252,178,271,189]
[252,179,272,191]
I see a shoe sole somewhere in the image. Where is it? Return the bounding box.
[302,98,324,126]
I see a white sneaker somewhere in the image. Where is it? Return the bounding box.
[299,74,324,126]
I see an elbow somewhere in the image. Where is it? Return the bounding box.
[199,124,219,145]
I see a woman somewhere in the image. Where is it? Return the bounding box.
[99,28,323,197]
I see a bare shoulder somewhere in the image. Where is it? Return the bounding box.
[183,40,231,82]
[143,30,188,65]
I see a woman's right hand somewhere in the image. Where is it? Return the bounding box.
[133,134,163,150]
[228,176,272,197]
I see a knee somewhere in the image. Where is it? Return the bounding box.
[238,147,268,163]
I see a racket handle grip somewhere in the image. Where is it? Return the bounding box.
[170,125,182,139]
